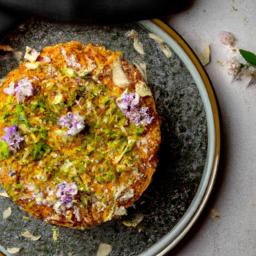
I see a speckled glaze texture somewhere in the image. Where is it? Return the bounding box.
[0,18,207,256]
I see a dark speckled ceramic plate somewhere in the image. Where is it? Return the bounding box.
[0,18,220,256]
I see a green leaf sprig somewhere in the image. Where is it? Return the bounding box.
[239,49,256,66]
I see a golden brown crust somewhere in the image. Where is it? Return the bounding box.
[0,41,161,228]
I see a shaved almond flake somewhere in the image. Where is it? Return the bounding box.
[135,81,152,97]
[126,30,145,55]
[122,213,144,228]
[199,44,211,66]
[112,59,129,88]
[114,206,127,216]
[24,46,40,62]
[7,247,21,254]
[96,243,112,256]
[148,33,172,58]
[3,207,12,219]
[52,227,59,241]
[133,38,144,55]
[148,33,164,44]
[126,30,137,38]
[0,44,14,52]
[0,190,9,198]
[21,230,41,241]
[159,44,173,59]
[210,208,220,220]
[134,61,147,82]
[25,62,40,70]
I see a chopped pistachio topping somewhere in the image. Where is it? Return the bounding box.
[0,42,159,228]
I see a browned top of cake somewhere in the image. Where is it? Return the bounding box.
[0,41,161,228]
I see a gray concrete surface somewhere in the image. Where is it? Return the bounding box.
[168,0,256,255]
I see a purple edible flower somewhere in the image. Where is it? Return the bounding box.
[3,77,33,103]
[2,125,24,152]
[59,112,85,136]
[125,107,154,126]
[116,90,139,112]
[116,90,154,126]
[15,78,33,102]
[56,182,78,209]
[138,107,154,125]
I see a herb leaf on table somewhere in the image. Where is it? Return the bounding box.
[239,49,256,66]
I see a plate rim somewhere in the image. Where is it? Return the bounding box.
[0,18,221,256]
[138,19,221,256]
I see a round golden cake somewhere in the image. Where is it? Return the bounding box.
[0,41,161,228]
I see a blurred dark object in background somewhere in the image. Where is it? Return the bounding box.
[0,8,25,36]
[0,0,194,22]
